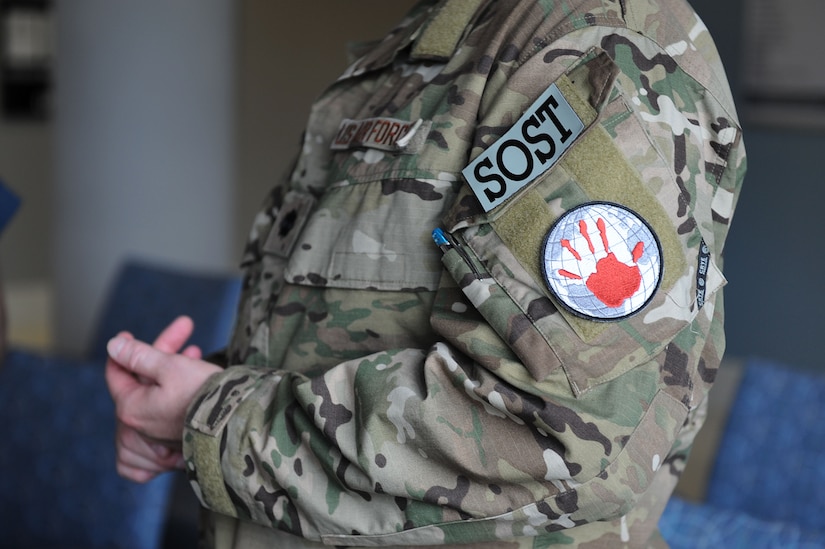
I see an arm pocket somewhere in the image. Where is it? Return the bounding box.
[439,49,726,397]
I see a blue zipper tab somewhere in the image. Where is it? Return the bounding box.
[432,228,449,246]
[432,228,452,252]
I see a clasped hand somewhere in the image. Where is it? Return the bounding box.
[105,315,222,483]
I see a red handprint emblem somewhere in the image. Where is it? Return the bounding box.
[541,202,662,320]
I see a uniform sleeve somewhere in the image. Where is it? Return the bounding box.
[182,29,746,549]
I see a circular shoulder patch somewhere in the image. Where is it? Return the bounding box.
[541,202,662,321]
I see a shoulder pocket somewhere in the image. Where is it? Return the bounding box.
[440,49,725,396]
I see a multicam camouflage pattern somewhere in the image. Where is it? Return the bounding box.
[183,0,746,547]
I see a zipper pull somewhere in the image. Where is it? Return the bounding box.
[432,228,452,253]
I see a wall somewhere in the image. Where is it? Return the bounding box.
[0,122,53,348]
[51,0,237,355]
[722,130,825,370]
[0,124,51,279]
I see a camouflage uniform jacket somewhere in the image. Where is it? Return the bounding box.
[183,0,746,547]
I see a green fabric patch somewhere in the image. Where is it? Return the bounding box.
[491,189,554,284]
[489,70,684,342]
[412,0,486,60]
[187,430,237,518]
[556,75,599,126]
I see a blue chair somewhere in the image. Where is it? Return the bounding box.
[661,497,825,549]
[87,259,243,360]
[660,358,825,548]
[0,258,241,549]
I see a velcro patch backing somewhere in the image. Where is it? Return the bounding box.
[411,0,487,60]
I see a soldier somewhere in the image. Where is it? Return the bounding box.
[106,0,746,547]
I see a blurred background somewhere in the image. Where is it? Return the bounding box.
[0,0,417,356]
[0,0,822,368]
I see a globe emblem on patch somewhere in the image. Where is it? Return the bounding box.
[541,202,662,321]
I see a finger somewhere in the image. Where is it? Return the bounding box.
[107,336,170,383]
[152,315,195,354]
[105,331,134,365]
[105,354,143,401]
[149,441,172,459]
[116,461,159,483]
[117,424,181,470]
[104,332,134,367]
[181,344,202,360]
[113,330,134,341]
[141,432,184,451]
[128,450,182,472]
[118,441,169,473]
[106,331,161,392]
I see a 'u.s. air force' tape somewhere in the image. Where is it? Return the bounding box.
[332,117,416,152]
[462,83,585,212]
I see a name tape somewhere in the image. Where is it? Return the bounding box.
[331,117,415,152]
[462,83,585,212]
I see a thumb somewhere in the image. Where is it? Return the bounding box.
[108,335,169,384]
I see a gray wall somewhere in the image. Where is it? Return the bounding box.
[52,0,237,355]
[722,130,825,371]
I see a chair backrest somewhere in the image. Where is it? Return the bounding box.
[660,496,825,549]
[705,358,825,533]
[0,259,242,548]
[87,258,242,360]
[0,350,174,549]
